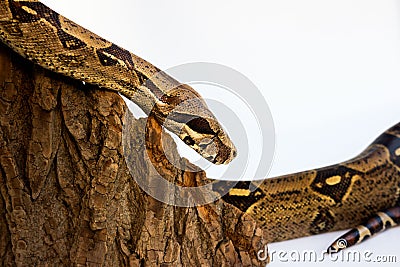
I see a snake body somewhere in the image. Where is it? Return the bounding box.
[218,122,400,249]
[1,0,399,252]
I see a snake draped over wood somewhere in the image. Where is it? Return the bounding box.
[0,0,399,254]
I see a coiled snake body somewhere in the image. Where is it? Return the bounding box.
[0,0,399,254]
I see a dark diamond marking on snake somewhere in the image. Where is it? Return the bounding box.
[229,181,252,190]
[9,1,86,50]
[96,49,118,67]
[56,30,86,50]
[8,1,40,23]
[311,166,362,203]
[96,43,135,70]
[221,181,266,212]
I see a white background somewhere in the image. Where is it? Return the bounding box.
[42,0,400,266]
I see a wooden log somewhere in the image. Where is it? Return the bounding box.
[0,42,269,266]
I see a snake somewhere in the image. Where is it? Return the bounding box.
[0,0,399,255]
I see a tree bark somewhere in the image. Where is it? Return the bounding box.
[0,42,269,266]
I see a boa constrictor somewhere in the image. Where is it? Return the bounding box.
[0,0,399,254]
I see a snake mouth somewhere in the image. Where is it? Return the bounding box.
[181,131,237,165]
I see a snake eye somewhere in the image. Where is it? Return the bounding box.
[186,117,215,135]
[183,136,195,146]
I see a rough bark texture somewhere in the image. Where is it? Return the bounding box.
[0,42,269,266]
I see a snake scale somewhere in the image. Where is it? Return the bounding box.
[0,0,399,254]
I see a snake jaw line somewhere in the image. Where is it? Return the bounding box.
[179,126,219,164]
[176,123,236,165]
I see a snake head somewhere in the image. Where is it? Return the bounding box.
[159,84,237,164]
[178,116,237,164]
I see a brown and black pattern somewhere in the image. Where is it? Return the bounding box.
[218,181,266,212]
[310,166,363,203]
[96,43,135,69]
[8,0,86,50]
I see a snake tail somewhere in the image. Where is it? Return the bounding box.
[327,206,400,253]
